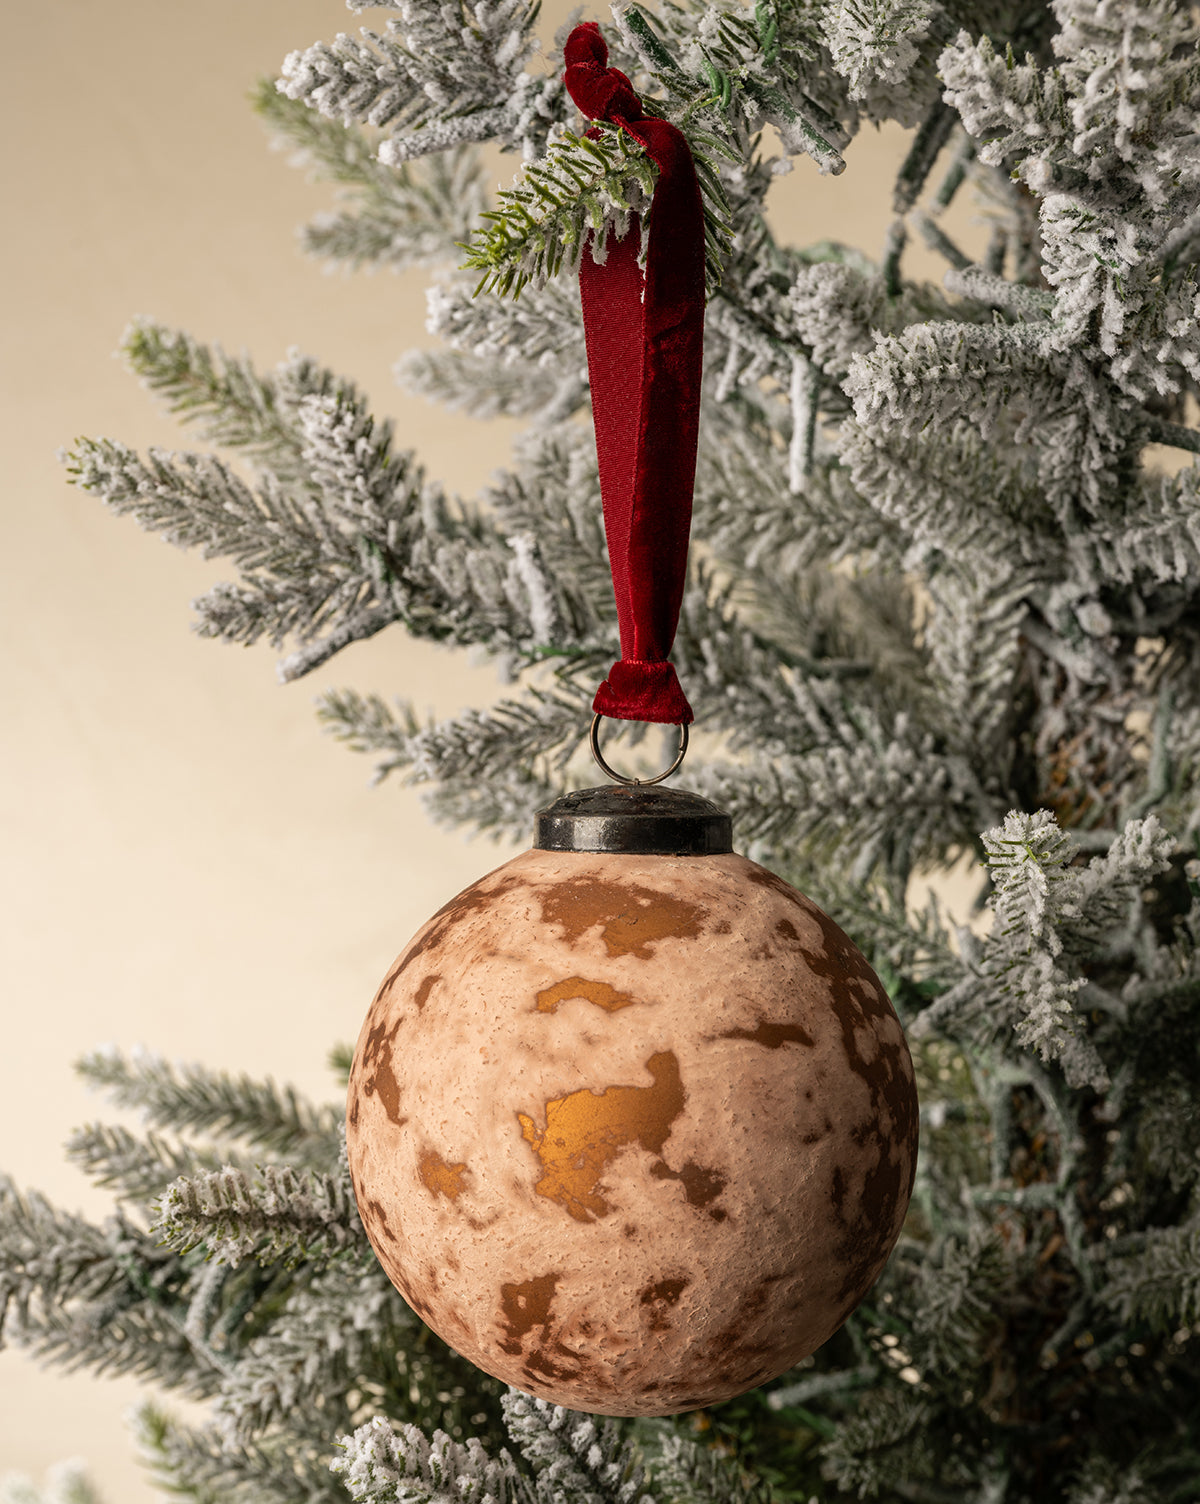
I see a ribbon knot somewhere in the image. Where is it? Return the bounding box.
[563,22,642,124]
[562,23,705,727]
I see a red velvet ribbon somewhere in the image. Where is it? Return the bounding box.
[564,22,704,726]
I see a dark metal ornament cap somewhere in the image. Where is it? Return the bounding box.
[534,783,733,855]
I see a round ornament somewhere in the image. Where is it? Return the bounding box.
[346,779,919,1416]
[346,20,918,1417]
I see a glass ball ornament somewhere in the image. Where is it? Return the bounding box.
[346,771,919,1417]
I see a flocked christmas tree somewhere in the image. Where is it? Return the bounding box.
[3,0,1200,1498]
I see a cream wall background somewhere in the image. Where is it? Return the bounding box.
[1,2,979,1498]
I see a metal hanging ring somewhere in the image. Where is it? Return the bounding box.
[589,713,689,787]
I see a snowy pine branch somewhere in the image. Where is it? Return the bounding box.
[938,30,1071,167]
[922,564,1032,754]
[137,1401,345,1504]
[820,1388,933,1499]
[305,149,487,270]
[941,3,1200,400]
[986,811,1173,960]
[397,277,588,422]
[398,349,571,422]
[1102,1222,1200,1330]
[334,1418,529,1504]
[463,126,658,299]
[65,371,574,678]
[0,1176,233,1397]
[905,1231,1008,1378]
[977,811,1174,1087]
[398,278,587,422]
[692,713,990,877]
[255,82,486,270]
[120,320,332,484]
[155,1165,362,1269]
[75,1049,342,1166]
[819,0,938,118]
[501,1393,650,1504]
[422,276,586,369]
[65,1122,251,1202]
[318,688,588,792]
[843,322,1139,519]
[613,0,851,173]
[1074,463,1200,592]
[211,1262,431,1444]
[0,1177,142,1329]
[0,1465,102,1504]
[277,0,558,163]
[62,427,411,672]
[634,1432,772,1504]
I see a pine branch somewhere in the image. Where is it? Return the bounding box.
[276,0,554,162]
[317,687,570,839]
[61,430,405,667]
[398,277,587,421]
[214,1261,506,1448]
[397,349,574,423]
[941,10,1200,402]
[332,1415,529,1504]
[462,125,658,300]
[906,1232,1008,1379]
[0,1176,140,1328]
[120,320,331,483]
[137,1401,345,1504]
[942,264,1055,321]
[976,811,1174,1088]
[930,127,976,212]
[317,688,589,791]
[254,81,487,269]
[765,1364,878,1412]
[1076,463,1200,590]
[922,564,1032,754]
[0,1465,102,1504]
[695,437,891,581]
[636,1426,776,1504]
[838,404,1053,589]
[254,74,393,185]
[1102,1222,1200,1329]
[0,1176,231,1397]
[788,259,965,383]
[821,0,938,117]
[913,208,972,271]
[1063,1458,1159,1504]
[819,1388,934,1499]
[423,275,586,366]
[893,101,958,215]
[75,1049,342,1166]
[154,1165,363,1269]
[483,427,613,639]
[1144,416,1200,456]
[938,30,1071,167]
[502,1392,651,1504]
[693,707,994,879]
[65,1121,252,1202]
[419,758,560,842]
[615,1,850,174]
[66,377,576,676]
[302,153,487,271]
[843,321,1139,519]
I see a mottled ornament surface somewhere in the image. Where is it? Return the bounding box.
[346,848,918,1416]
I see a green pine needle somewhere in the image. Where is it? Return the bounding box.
[461,121,732,299]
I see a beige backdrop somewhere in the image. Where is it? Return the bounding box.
[0,2,981,1497]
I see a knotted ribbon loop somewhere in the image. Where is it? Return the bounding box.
[564,22,704,726]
